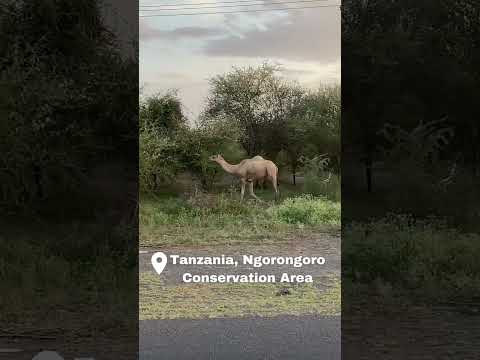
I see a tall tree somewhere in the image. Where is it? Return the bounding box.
[0,0,137,212]
[205,63,302,156]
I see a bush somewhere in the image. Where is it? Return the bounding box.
[269,195,340,226]
[302,156,341,202]
[303,172,341,202]
[343,214,480,301]
[139,129,181,191]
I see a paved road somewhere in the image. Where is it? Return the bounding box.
[140,315,340,360]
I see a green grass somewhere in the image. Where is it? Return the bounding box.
[140,193,341,247]
[343,214,480,302]
[140,272,340,320]
[269,195,340,226]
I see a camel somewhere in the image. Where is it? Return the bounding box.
[250,156,265,188]
[209,154,279,201]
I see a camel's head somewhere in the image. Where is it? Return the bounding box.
[209,154,224,163]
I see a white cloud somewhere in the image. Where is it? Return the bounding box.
[204,7,340,64]
[140,4,340,121]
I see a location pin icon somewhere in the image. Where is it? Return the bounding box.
[151,252,168,274]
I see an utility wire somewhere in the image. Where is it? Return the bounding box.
[140,3,340,16]
[140,0,331,8]
[140,0,329,11]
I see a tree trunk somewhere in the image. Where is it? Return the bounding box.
[292,169,296,185]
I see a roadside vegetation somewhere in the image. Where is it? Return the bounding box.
[0,1,137,338]
[344,215,480,304]
[342,0,480,310]
[140,192,340,247]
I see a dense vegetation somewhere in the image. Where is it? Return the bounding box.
[140,192,340,247]
[0,0,137,337]
[139,67,342,323]
[342,0,480,304]
[343,0,480,219]
[140,63,341,196]
[1,0,137,216]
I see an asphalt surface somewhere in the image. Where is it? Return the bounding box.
[140,315,340,360]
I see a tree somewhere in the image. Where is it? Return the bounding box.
[139,93,246,192]
[139,128,181,190]
[139,91,185,133]
[0,0,138,212]
[273,86,341,184]
[205,63,302,157]
[342,0,480,194]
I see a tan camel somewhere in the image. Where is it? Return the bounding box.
[250,156,265,188]
[209,154,279,201]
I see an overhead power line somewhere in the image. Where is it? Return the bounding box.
[140,3,340,17]
[140,0,331,8]
[140,0,330,11]
[140,0,331,11]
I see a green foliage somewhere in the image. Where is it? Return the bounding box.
[343,215,480,301]
[175,126,246,189]
[1,220,137,327]
[302,156,341,202]
[287,86,341,170]
[343,0,480,182]
[139,64,341,196]
[139,93,246,192]
[140,193,340,246]
[379,119,454,168]
[0,0,137,213]
[205,62,296,156]
[139,128,182,189]
[203,63,340,183]
[139,91,185,132]
[269,195,340,226]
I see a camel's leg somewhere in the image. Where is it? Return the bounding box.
[272,177,279,201]
[257,179,264,190]
[240,179,246,201]
[248,181,261,201]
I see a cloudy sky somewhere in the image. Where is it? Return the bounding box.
[140,0,341,121]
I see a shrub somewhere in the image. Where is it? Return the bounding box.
[303,172,341,202]
[269,195,340,226]
[343,214,480,301]
[302,156,341,202]
[139,129,181,191]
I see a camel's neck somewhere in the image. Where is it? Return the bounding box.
[218,159,239,175]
